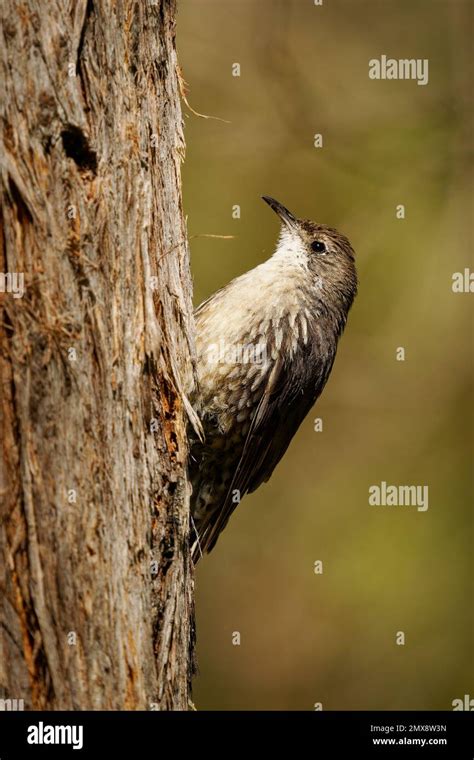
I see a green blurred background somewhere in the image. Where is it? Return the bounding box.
[178,0,473,710]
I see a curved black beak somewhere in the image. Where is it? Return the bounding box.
[261,196,298,230]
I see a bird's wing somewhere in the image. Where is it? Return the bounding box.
[197,339,334,558]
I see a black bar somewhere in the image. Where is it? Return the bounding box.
[0,710,473,757]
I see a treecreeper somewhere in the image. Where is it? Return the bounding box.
[189,196,357,563]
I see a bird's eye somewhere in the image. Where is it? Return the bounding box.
[311,240,326,253]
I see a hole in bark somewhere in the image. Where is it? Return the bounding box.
[61,126,97,173]
[42,134,53,155]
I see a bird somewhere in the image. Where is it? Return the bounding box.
[189,196,357,563]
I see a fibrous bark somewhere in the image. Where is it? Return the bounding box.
[0,0,196,710]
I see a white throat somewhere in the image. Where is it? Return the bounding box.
[271,227,308,268]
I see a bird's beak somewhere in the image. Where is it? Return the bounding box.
[262,196,298,231]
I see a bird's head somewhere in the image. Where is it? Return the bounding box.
[262,195,357,311]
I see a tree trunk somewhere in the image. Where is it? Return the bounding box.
[0,0,196,710]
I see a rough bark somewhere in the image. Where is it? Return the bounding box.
[0,0,196,710]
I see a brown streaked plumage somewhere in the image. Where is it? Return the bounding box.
[189,196,357,563]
